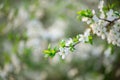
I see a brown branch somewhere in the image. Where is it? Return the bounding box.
[105,17,120,31]
[98,17,112,23]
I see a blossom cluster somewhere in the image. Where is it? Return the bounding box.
[78,0,120,46]
[44,0,120,59]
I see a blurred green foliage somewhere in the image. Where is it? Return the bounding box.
[0,0,120,80]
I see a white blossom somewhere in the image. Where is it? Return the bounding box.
[98,0,104,11]
[106,9,118,21]
[79,29,91,43]
[66,38,73,46]
[58,47,69,59]
[92,15,100,23]
[82,17,88,22]
[92,10,95,15]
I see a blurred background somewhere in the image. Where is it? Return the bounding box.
[0,0,120,80]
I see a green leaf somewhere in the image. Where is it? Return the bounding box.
[77,9,93,20]
[115,11,120,17]
[59,40,66,47]
[108,44,114,54]
[43,46,58,57]
[73,37,79,43]
[43,50,50,54]
[70,47,75,52]
[88,36,93,44]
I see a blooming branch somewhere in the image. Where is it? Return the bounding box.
[44,29,92,59]
[43,0,120,59]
